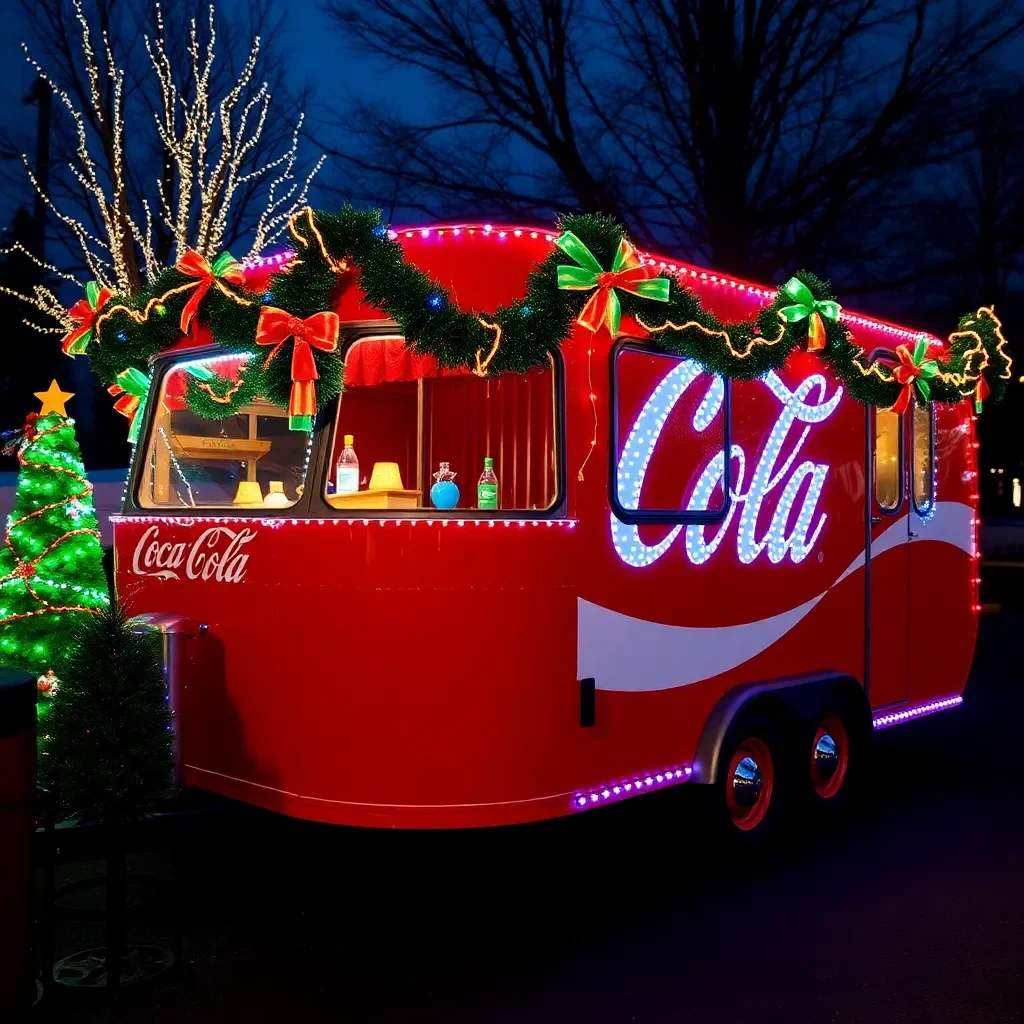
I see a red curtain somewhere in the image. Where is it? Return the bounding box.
[344,337,470,387]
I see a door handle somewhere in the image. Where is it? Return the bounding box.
[871,516,881,525]
[909,530,918,538]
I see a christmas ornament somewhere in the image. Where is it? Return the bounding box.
[255,306,340,430]
[556,232,670,336]
[892,339,940,414]
[34,380,75,417]
[61,281,112,355]
[778,276,841,352]
[37,669,59,698]
[430,463,460,509]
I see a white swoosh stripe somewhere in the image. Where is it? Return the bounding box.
[580,501,973,692]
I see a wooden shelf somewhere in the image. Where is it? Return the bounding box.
[326,489,422,510]
[169,434,272,462]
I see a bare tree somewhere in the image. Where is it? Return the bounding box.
[323,0,1024,282]
[1,0,322,338]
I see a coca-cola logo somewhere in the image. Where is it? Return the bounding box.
[131,525,256,583]
[612,364,841,568]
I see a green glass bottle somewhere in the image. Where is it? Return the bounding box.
[477,457,498,509]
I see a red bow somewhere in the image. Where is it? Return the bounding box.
[61,285,112,355]
[177,250,245,336]
[256,306,339,430]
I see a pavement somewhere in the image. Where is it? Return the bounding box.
[41,612,1024,1023]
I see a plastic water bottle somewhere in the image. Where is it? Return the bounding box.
[335,434,359,494]
[477,457,498,509]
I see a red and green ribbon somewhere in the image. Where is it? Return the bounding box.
[892,339,939,414]
[256,306,340,430]
[177,250,245,336]
[556,232,670,336]
[778,277,841,352]
[107,367,150,444]
[61,281,112,356]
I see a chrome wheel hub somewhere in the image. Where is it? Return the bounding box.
[813,731,840,782]
[730,754,762,809]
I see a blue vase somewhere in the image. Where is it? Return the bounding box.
[430,479,460,509]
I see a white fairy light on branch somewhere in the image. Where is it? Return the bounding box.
[5,0,322,334]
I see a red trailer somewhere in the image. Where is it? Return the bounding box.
[112,224,980,834]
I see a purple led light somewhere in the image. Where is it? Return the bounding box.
[572,764,694,811]
[872,695,963,730]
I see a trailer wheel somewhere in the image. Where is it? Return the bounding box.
[719,715,785,838]
[805,706,862,812]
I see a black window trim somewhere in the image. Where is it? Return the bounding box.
[911,396,936,516]
[869,347,904,515]
[126,342,317,518]
[608,338,732,527]
[307,327,569,521]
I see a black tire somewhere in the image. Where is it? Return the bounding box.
[716,711,788,842]
[803,701,865,815]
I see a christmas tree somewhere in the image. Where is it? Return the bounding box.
[0,382,110,702]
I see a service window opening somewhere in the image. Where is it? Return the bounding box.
[326,336,559,512]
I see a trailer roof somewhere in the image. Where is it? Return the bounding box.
[241,220,941,353]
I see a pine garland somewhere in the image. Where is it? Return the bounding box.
[74,206,1010,427]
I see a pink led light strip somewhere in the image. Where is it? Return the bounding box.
[872,695,963,730]
[573,765,695,811]
[243,223,935,345]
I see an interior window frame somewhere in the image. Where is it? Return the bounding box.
[608,339,732,527]
[870,348,904,515]
[309,328,568,520]
[127,345,317,518]
[911,397,936,515]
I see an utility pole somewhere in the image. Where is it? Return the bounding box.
[24,77,51,262]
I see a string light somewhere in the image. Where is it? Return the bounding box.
[4,0,322,339]
[577,344,599,481]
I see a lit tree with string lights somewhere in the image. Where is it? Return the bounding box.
[0,0,323,347]
[0,382,109,705]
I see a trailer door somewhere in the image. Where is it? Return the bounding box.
[868,404,910,707]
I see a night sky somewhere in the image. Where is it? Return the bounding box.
[0,0,433,228]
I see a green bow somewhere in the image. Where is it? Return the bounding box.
[556,231,670,336]
[778,277,841,340]
[108,367,151,445]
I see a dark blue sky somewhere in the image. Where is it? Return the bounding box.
[0,0,433,227]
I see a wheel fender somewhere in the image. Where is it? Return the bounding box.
[695,672,869,786]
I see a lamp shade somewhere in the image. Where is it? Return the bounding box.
[368,462,404,490]
[233,480,264,506]
[263,481,290,508]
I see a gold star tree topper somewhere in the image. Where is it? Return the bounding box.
[34,380,75,417]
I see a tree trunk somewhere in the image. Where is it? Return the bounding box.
[104,839,127,990]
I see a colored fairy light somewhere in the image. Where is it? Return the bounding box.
[872,696,963,729]
[427,292,445,310]
[573,764,694,810]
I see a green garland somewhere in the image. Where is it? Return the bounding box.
[72,207,1010,429]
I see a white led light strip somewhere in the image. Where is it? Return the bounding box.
[112,515,577,529]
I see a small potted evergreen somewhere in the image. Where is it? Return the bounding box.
[40,603,175,991]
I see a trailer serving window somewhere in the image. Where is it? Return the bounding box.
[323,336,561,513]
[912,399,935,513]
[137,355,310,510]
[610,343,729,525]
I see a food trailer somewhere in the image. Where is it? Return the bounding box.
[111,221,990,835]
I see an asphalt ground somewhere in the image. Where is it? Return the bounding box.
[40,610,1023,1023]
